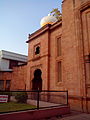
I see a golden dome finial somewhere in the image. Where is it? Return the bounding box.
[40,14,58,27]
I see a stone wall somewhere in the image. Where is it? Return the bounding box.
[0,64,27,90]
[10,65,27,90]
[61,0,90,112]
[27,0,90,112]
[27,28,50,90]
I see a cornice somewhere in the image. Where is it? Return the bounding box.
[26,21,62,43]
[26,24,51,43]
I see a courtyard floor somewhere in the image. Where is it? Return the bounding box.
[42,111,90,120]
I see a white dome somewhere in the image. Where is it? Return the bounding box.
[40,15,58,27]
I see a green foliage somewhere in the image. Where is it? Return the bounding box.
[50,8,62,21]
[15,92,28,103]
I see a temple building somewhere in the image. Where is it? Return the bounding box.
[0,0,90,113]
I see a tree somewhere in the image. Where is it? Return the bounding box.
[50,8,62,21]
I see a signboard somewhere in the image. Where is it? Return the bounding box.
[0,95,8,103]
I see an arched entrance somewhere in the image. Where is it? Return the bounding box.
[32,69,42,91]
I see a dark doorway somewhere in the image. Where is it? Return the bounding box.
[32,69,42,91]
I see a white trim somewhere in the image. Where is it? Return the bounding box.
[0,50,27,62]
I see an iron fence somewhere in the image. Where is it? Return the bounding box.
[0,90,68,113]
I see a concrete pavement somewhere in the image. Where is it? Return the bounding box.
[59,113,90,120]
[42,111,90,120]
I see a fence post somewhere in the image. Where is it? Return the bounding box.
[67,90,68,105]
[37,90,39,109]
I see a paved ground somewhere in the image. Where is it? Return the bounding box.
[42,111,90,120]
[27,99,60,107]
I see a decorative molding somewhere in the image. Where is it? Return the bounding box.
[26,21,62,43]
[28,54,50,62]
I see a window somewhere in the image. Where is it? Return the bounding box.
[0,80,4,90]
[57,62,62,82]
[5,80,11,90]
[34,43,40,57]
[35,46,40,55]
[57,37,61,56]
[56,36,62,83]
[9,60,18,69]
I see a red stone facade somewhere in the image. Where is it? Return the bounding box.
[0,72,12,90]
[0,0,90,113]
[26,0,90,112]
[0,64,27,91]
[10,64,27,90]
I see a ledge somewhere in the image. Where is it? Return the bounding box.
[0,106,70,120]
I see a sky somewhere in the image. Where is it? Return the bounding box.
[0,0,62,55]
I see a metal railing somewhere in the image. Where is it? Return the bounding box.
[0,90,68,113]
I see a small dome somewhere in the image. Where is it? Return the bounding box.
[40,14,58,27]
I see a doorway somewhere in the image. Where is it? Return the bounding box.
[32,69,42,91]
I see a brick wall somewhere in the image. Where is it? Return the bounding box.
[61,0,90,112]
[27,0,90,112]
[27,29,50,90]
[0,64,27,90]
[10,65,27,90]
[0,72,12,90]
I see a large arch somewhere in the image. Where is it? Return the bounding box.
[32,69,42,91]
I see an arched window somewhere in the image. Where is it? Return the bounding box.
[35,46,40,55]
